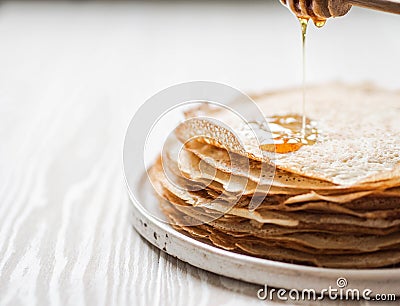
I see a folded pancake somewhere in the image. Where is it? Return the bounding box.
[148,83,400,268]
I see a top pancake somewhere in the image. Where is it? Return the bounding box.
[176,83,400,186]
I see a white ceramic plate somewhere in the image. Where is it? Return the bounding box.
[124,169,400,296]
[122,96,400,295]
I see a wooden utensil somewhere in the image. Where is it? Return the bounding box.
[280,0,400,20]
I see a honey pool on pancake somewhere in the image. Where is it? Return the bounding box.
[259,114,318,154]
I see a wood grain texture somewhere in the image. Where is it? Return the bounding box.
[349,0,400,15]
[0,1,399,305]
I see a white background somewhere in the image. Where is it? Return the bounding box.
[0,1,399,305]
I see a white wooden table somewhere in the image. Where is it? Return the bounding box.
[0,1,399,305]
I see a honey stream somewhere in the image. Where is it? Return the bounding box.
[259,18,325,154]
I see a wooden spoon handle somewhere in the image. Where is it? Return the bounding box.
[348,0,400,14]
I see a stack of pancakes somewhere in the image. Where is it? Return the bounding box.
[149,83,400,268]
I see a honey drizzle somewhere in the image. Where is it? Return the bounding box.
[298,17,326,136]
[258,15,325,154]
[299,17,308,136]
